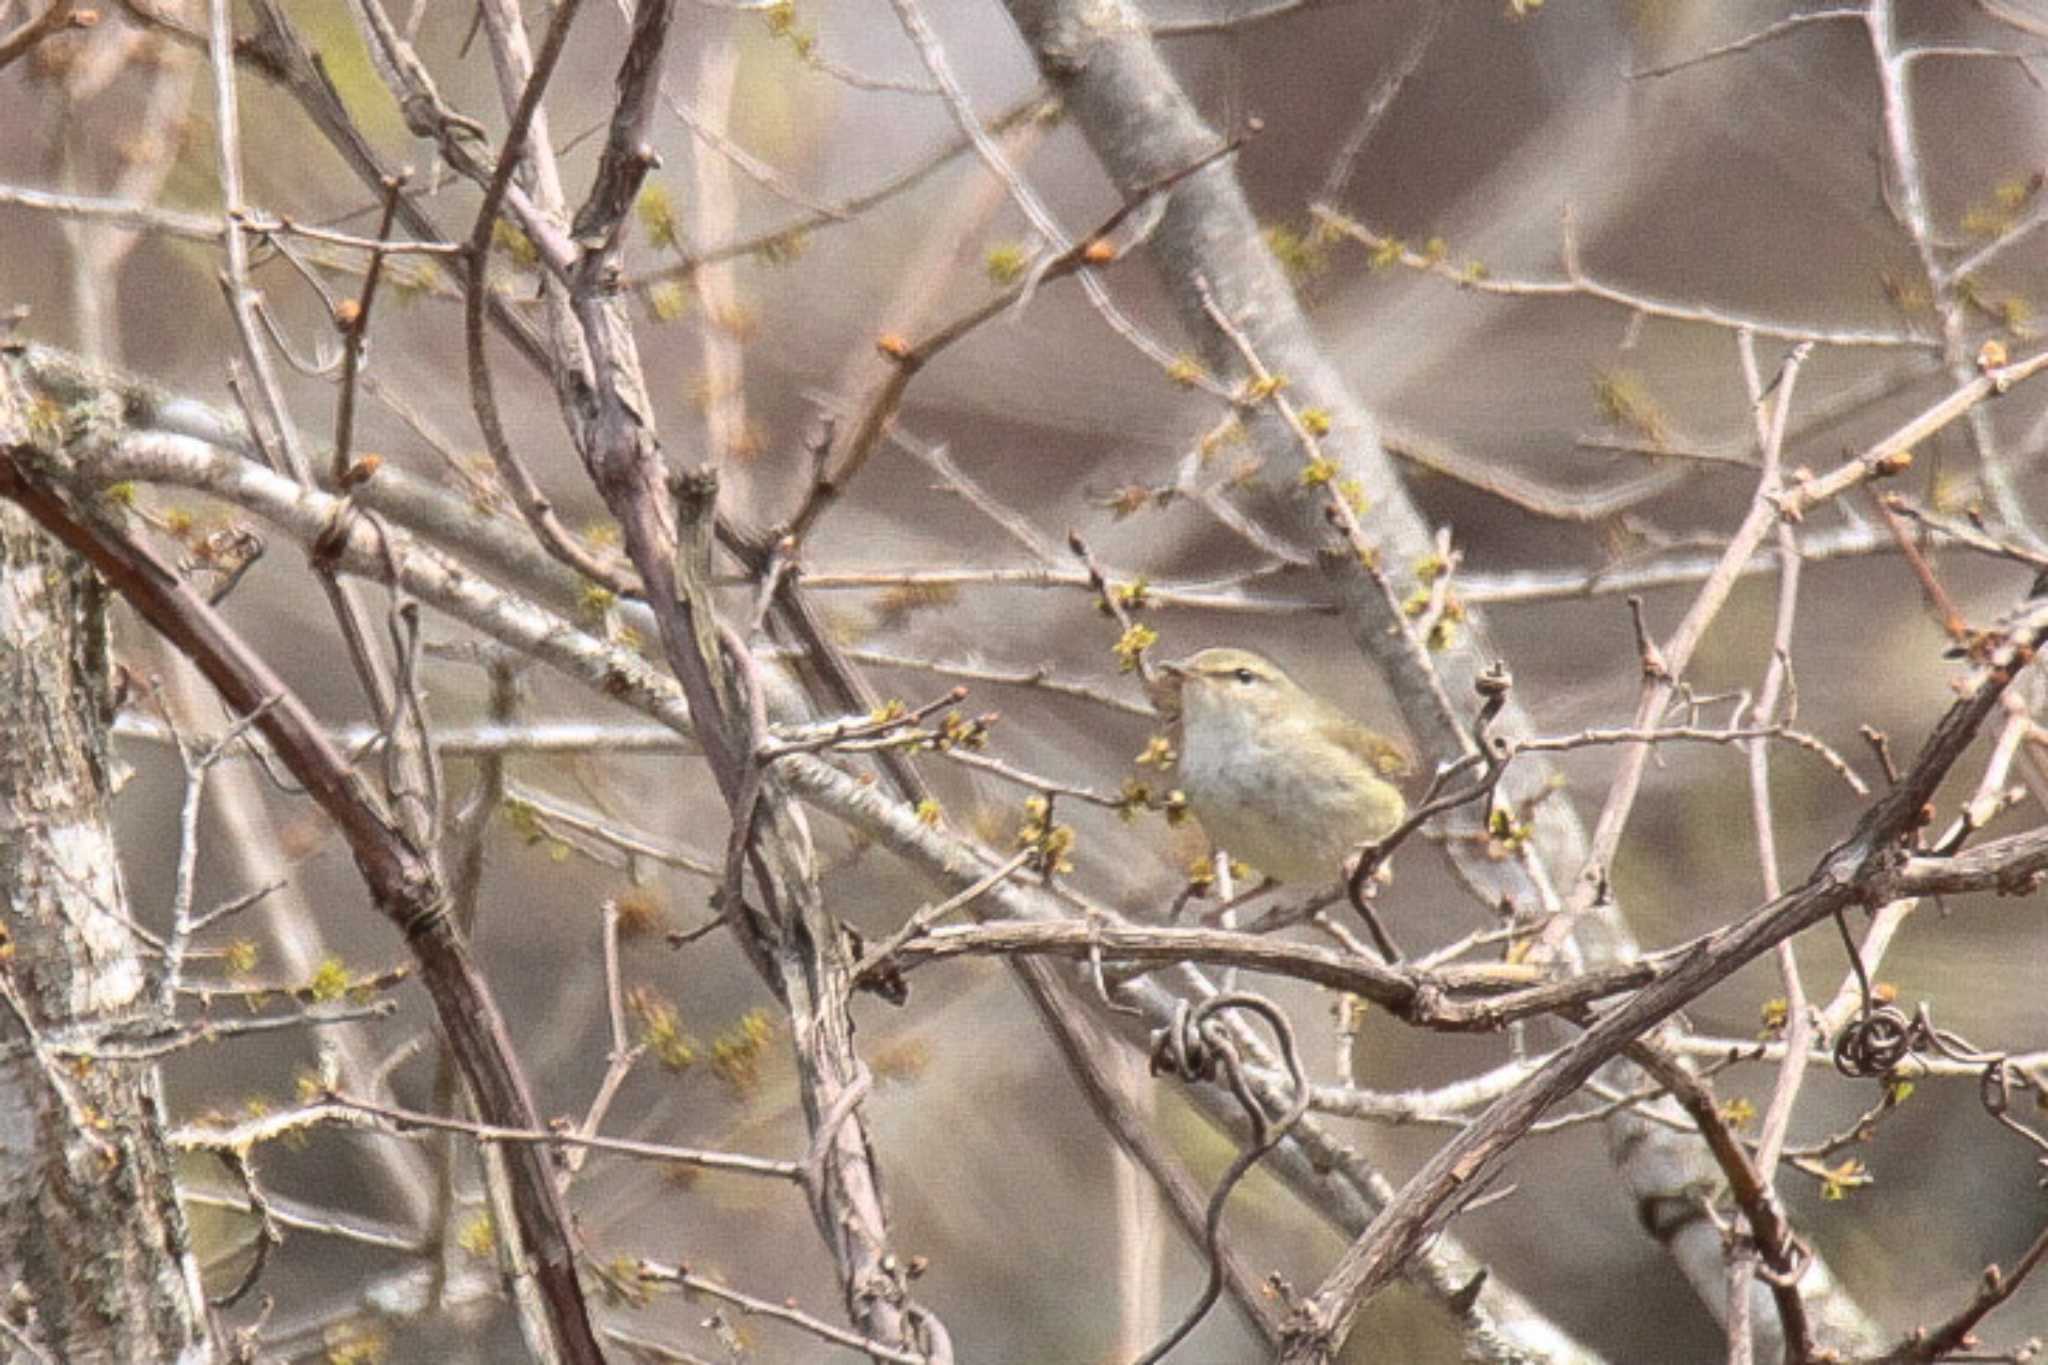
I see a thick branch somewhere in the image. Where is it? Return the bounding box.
[0,427,605,1364]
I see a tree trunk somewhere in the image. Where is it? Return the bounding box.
[0,499,214,1364]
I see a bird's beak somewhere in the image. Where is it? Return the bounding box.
[1160,659,1190,680]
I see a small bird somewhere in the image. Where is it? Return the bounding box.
[1160,648,1412,884]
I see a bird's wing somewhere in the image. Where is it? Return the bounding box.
[1316,708,1416,779]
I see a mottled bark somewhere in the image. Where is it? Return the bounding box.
[0,498,214,1364]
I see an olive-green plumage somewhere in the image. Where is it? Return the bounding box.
[1163,648,1410,883]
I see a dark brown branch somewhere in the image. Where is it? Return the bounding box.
[1622,1043,1816,1361]
[858,919,1662,1030]
[1870,1218,2048,1363]
[1276,611,2047,1361]
[0,436,604,1364]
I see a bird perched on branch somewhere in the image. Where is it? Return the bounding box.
[1158,648,1412,884]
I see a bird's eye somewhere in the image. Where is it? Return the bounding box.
[1233,668,1256,684]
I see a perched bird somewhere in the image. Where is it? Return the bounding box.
[1161,648,1412,884]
